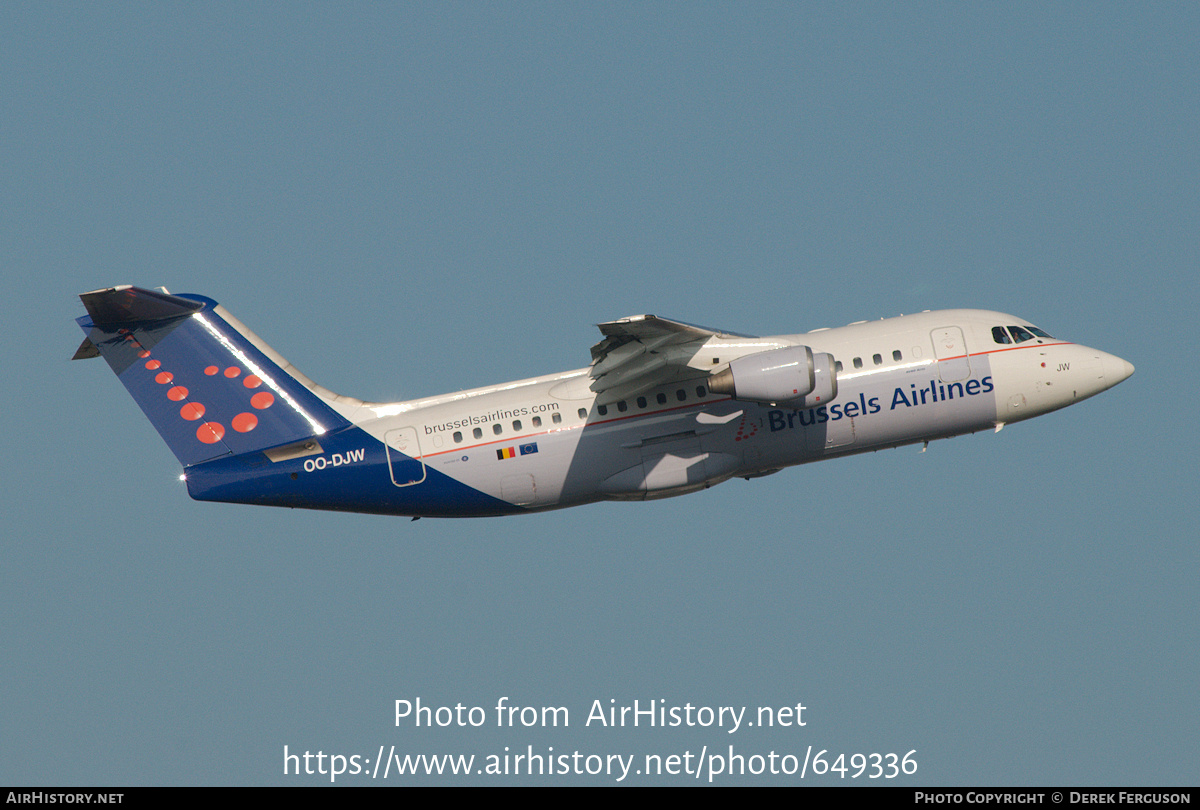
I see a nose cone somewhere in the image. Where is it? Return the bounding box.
[1100,352,1135,388]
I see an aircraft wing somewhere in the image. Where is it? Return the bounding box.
[587,315,757,400]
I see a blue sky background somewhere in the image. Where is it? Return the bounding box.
[3,3,1196,785]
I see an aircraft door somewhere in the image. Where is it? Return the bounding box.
[931,326,971,382]
[385,427,426,487]
[822,415,855,449]
[502,474,538,506]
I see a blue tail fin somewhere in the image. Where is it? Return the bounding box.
[75,285,352,467]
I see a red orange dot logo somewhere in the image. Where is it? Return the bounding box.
[136,344,275,445]
[232,413,258,433]
[180,402,205,421]
[197,422,225,443]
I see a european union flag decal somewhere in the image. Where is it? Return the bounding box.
[519,443,538,456]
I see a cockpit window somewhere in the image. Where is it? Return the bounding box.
[1026,326,1053,339]
[1008,326,1035,343]
[992,326,1012,345]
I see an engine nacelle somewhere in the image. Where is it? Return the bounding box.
[708,345,839,407]
[793,350,838,408]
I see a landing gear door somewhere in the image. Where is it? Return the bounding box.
[931,326,971,383]
[385,427,426,487]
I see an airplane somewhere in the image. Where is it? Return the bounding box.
[73,285,1134,519]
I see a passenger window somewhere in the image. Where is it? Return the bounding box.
[512,420,522,431]
[1009,326,1035,343]
[853,357,863,369]
[873,353,882,365]
[598,404,608,416]
[657,392,667,405]
[992,326,1012,345]
[532,416,541,427]
[617,400,628,412]
[835,361,843,372]
[637,396,647,409]
[893,350,902,361]
[696,386,707,398]
[473,427,482,440]
[453,431,463,443]
[676,389,687,402]
[493,423,503,435]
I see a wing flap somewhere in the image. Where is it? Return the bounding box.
[588,315,758,400]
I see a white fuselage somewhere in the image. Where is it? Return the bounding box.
[323,309,1132,512]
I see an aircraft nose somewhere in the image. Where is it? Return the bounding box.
[1100,351,1135,387]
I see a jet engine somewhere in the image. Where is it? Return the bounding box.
[708,345,838,407]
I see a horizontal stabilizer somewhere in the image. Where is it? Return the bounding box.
[72,336,100,360]
[80,285,204,325]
